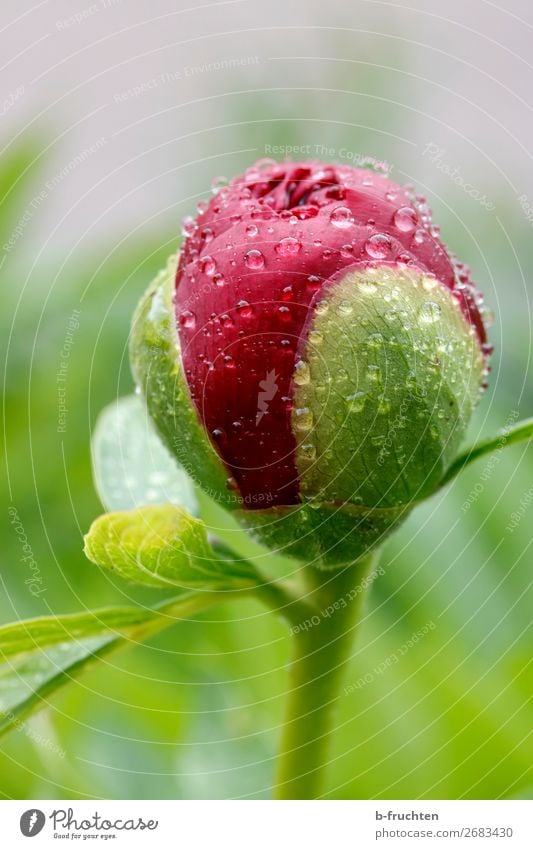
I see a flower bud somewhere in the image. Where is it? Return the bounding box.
[131,160,489,566]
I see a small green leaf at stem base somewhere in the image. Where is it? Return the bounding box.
[84,504,259,590]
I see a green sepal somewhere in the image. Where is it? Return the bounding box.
[129,254,235,509]
[236,501,410,569]
[292,265,485,508]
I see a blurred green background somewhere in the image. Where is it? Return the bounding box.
[1,0,532,799]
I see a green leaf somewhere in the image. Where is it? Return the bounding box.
[84,504,258,589]
[440,415,533,485]
[0,592,240,738]
[91,394,198,515]
[0,606,156,658]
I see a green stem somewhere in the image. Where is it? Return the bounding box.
[440,415,533,486]
[274,551,379,799]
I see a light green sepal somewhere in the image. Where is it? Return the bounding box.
[292,265,484,509]
[129,254,235,509]
[236,501,410,569]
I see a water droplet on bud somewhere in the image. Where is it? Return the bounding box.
[364,233,392,259]
[275,236,301,257]
[293,360,310,386]
[200,256,216,276]
[211,176,228,193]
[237,300,254,318]
[244,249,265,270]
[330,206,354,228]
[294,407,314,432]
[278,305,292,323]
[181,216,196,238]
[377,396,391,414]
[300,442,316,461]
[419,301,442,324]
[308,329,323,346]
[346,391,367,413]
[367,332,383,347]
[393,206,418,232]
[359,279,378,295]
[179,310,196,328]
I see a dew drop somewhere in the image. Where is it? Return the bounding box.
[181,216,196,238]
[275,236,301,257]
[412,229,425,246]
[200,255,216,276]
[307,275,321,293]
[293,360,310,386]
[364,233,392,259]
[308,329,323,346]
[294,407,314,432]
[179,310,196,328]
[422,275,438,291]
[419,301,442,324]
[244,249,265,270]
[338,299,353,316]
[367,364,381,382]
[377,396,391,414]
[330,206,354,229]
[278,305,292,323]
[237,300,254,318]
[367,332,383,347]
[359,279,378,295]
[393,206,418,232]
[300,442,317,461]
[482,307,494,327]
[281,285,293,302]
[246,223,259,238]
[346,391,367,413]
[211,175,228,193]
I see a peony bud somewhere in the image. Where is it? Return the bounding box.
[131,159,489,566]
